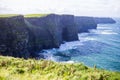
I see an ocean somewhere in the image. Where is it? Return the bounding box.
[40,18,120,71]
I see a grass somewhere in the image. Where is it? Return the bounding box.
[0,56,120,80]
[24,14,49,18]
[0,14,19,18]
[0,14,49,18]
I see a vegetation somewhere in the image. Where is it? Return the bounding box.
[0,14,19,18]
[24,14,49,18]
[0,56,120,80]
[0,14,49,18]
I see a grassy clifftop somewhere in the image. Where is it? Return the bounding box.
[0,14,19,18]
[24,14,49,18]
[0,56,120,80]
[0,14,49,18]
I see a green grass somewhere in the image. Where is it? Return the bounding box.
[0,14,49,18]
[0,56,120,80]
[0,14,19,18]
[24,14,49,18]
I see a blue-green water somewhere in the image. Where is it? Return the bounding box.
[41,18,120,71]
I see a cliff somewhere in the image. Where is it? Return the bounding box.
[94,17,116,24]
[25,14,62,56]
[0,14,78,58]
[25,14,78,55]
[59,15,78,41]
[0,15,30,58]
[75,16,97,33]
[0,14,116,59]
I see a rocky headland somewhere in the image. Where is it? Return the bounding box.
[0,14,116,59]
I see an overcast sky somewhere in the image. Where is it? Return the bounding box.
[0,0,120,17]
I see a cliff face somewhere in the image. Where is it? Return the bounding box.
[0,14,116,59]
[94,17,116,24]
[26,14,78,48]
[0,14,78,58]
[26,14,62,50]
[60,15,78,41]
[0,15,30,58]
[75,16,97,33]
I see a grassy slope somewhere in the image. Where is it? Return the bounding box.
[0,56,120,80]
[0,14,49,18]
[0,14,19,18]
[24,14,49,18]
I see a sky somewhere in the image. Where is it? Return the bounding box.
[0,0,120,17]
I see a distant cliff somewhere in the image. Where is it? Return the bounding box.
[94,17,116,24]
[0,14,116,59]
[75,16,97,33]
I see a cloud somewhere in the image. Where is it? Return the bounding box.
[0,0,120,17]
[0,4,13,13]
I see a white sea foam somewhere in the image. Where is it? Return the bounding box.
[62,60,75,63]
[97,27,112,30]
[59,41,83,51]
[100,31,118,35]
[41,49,57,61]
[90,29,118,35]
[78,33,97,42]
[84,37,96,41]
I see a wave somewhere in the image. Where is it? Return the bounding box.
[61,60,75,63]
[78,33,97,42]
[59,41,83,51]
[80,37,97,41]
[97,26,113,30]
[41,49,57,61]
[89,29,118,35]
[100,31,118,35]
